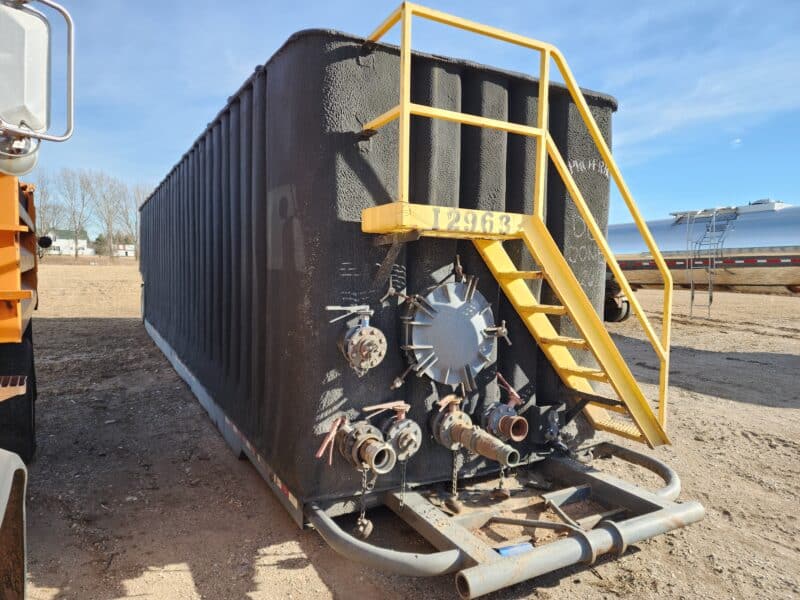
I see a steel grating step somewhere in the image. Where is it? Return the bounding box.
[472,226,669,448]
[594,417,643,439]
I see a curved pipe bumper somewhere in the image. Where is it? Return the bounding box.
[306,503,464,577]
[591,441,681,501]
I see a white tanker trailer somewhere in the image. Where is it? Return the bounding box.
[605,199,800,319]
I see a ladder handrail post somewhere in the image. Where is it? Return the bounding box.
[533,50,550,220]
[397,2,413,204]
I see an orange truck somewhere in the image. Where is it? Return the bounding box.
[0,1,74,596]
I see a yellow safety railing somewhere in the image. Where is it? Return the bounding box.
[363,2,673,429]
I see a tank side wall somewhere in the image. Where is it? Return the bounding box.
[140,31,615,505]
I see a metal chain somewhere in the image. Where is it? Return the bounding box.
[358,468,369,524]
[399,461,407,509]
[451,449,460,497]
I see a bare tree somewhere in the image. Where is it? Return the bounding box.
[58,168,92,260]
[32,168,65,241]
[119,183,149,257]
[87,171,128,260]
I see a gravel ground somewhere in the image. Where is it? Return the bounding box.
[24,262,800,599]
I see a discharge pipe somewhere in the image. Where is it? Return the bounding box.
[485,373,529,442]
[316,418,397,475]
[450,421,519,467]
[483,402,528,442]
[432,396,519,467]
[455,500,705,598]
[336,421,397,475]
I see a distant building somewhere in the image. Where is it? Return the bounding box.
[48,229,96,256]
[112,243,136,258]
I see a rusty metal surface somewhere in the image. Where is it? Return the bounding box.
[455,499,705,598]
[450,422,519,467]
[497,414,528,442]
[384,491,499,565]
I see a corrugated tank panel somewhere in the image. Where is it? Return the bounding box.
[140,29,616,508]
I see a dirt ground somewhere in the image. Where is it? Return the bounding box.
[24,262,800,599]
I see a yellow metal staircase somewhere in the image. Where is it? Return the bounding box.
[359,3,674,447]
[475,219,668,446]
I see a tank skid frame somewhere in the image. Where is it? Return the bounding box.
[307,442,704,599]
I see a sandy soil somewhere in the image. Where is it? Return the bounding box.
[24,263,800,599]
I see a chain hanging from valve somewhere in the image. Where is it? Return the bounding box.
[355,467,377,539]
[363,401,423,510]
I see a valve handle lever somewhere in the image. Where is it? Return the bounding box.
[437,394,463,413]
[363,401,411,420]
[483,320,511,346]
[315,416,346,466]
[496,372,522,407]
[390,364,414,390]
[325,305,374,323]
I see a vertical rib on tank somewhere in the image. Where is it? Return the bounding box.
[139,29,616,510]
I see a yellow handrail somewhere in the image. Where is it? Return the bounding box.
[363,2,672,429]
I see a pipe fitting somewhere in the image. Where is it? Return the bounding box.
[450,423,520,467]
[359,437,397,475]
[498,415,528,442]
[432,409,520,467]
[483,402,528,442]
[336,421,397,475]
[382,417,423,462]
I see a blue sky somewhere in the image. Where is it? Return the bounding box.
[36,0,800,223]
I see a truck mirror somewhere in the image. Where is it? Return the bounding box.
[0,0,74,176]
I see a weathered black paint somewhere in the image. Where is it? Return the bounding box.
[140,30,615,509]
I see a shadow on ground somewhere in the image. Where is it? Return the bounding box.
[26,317,660,599]
[612,333,800,408]
[26,317,417,599]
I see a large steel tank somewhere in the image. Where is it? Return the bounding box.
[609,200,800,294]
[139,29,615,522]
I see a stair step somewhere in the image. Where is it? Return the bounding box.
[561,366,608,382]
[496,270,543,281]
[521,304,568,316]
[0,375,26,402]
[594,417,643,439]
[473,224,670,448]
[539,335,588,350]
